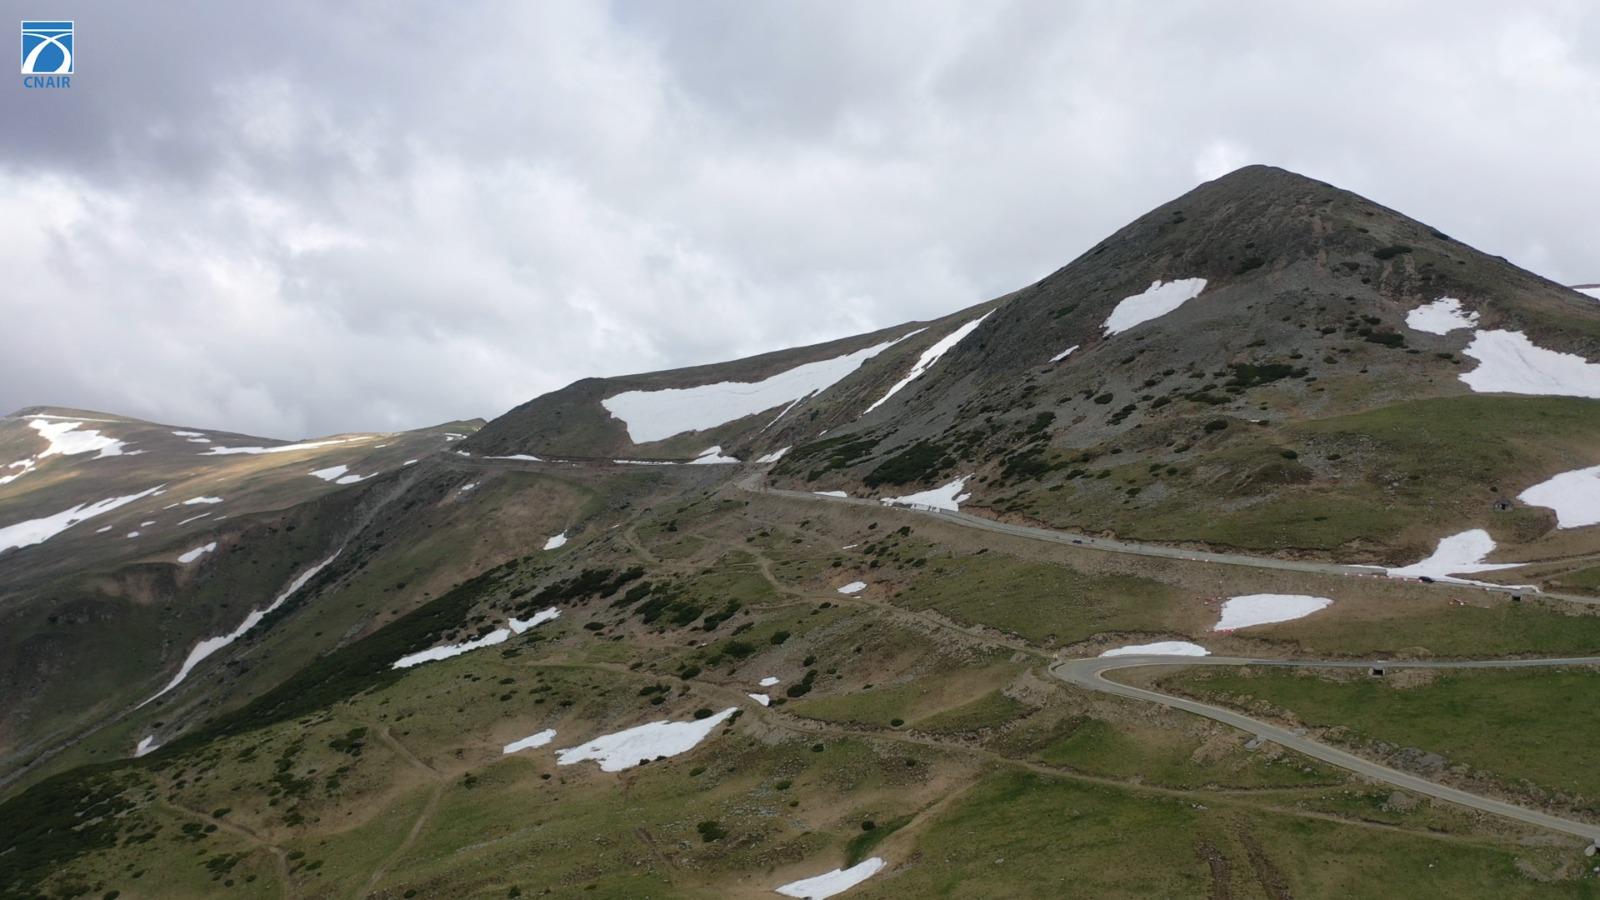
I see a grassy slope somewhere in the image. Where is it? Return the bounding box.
[1163,666,1600,810]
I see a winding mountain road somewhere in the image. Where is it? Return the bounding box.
[1054,654,1600,842]
[447,457,1600,841]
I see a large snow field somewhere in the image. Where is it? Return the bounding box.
[1518,465,1600,528]
[775,857,887,899]
[1459,330,1600,398]
[1386,529,1525,586]
[1214,594,1333,631]
[1575,285,1600,301]
[1102,278,1207,336]
[555,707,738,772]
[502,729,557,754]
[0,485,163,553]
[863,313,990,415]
[880,476,971,512]
[1100,641,1209,657]
[139,549,342,708]
[601,334,909,443]
[1405,297,1478,335]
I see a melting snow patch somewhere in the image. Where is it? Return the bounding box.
[775,857,887,899]
[177,512,212,526]
[171,430,204,437]
[502,729,557,754]
[138,549,341,707]
[1049,345,1079,363]
[134,736,160,758]
[814,490,848,498]
[837,581,867,595]
[757,446,791,464]
[0,485,164,554]
[488,453,542,462]
[863,313,991,415]
[880,476,972,512]
[178,542,217,564]
[510,607,560,634]
[205,438,355,456]
[0,457,38,486]
[690,445,740,464]
[613,458,676,466]
[183,496,223,506]
[1519,465,1600,529]
[393,628,510,668]
[1459,330,1600,398]
[543,532,569,550]
[459,482,478,492]
[29,418,128,459]
[1386,529,1525,586]
[601,335,911,443]
[402,458,418,466]
[748,693,771,706]
[556,707,737,772]
[1405,297,1478,335]
[310,465,371,485]
[1100,641,1210,658]
[759,676,780,687]
[1102,278,1208,336]
[125,531,140,538]
[1214,595,1332,631]
[95,525,112,533]
[1574,285,1600,301]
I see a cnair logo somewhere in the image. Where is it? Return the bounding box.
[21,20,72,83]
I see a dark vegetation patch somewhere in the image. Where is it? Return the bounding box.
[864,441,954,487]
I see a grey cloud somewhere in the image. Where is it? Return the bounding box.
[1,1,1596,437]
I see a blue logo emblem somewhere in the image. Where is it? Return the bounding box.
[21,20,73,75]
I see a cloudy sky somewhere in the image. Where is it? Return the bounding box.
[3,2,1597,438]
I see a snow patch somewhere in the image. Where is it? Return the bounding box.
[183,496,224,505]
[880,476,971,512]
[543,532,569,550]
[0,457,38,486]
[1386,529,1525,586]
[502,729,557,754]
[488,453,542,462]
[748,693,770,706]
[204,438,355,456]
[775,857,887,899]
[759,676,780,687]
[177,512,212,526]
[1102,278,1208,336]
[690,445,739,465]
[134,736,160,758]
[1214,594,1332,631]
[0,485,164,554]
[392,628,510,669]
[814,490,848,498]
[1100,641,1210,658]
[29,418,128,459]
[138,549,342,707]
[509,607,561,634]
[459,482,478,492]
[1405,297,1478,335]
[1049,345,1079,363]
[310,465,371,485]
[601,335,910,443]
[402,459,418,466]
[1519,465,1600,529]
[555,707,738,772]
[756,446,791,464]
[863,313,990,414]
[178,542,217,564]
[1460,330,1600,398]
[836,581,867,595]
